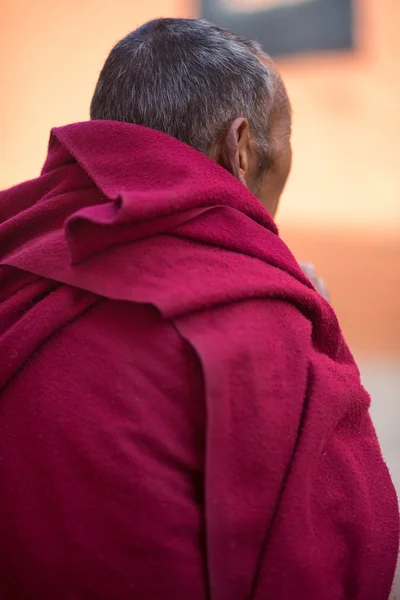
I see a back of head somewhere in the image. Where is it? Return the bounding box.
[90,18,280,160]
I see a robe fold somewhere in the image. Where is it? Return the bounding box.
[0,121,398,600]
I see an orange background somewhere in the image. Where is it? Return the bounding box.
[1,0,399,359]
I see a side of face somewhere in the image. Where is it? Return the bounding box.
[211,84,292,218]
[256,107,292,217]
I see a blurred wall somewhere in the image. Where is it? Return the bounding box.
[278,0,399,361]
[1,0,399,360]
[0,0,194,188]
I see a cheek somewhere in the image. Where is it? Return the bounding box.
[257,175,280,217]
[258,156,291,216]
[284,144,293,180]
[278,138,292,179]
[274,144,292,198]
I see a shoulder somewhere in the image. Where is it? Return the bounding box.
[2,298,205,432]
[177,297,313,369]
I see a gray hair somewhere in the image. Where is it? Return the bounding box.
[90,18,281,161]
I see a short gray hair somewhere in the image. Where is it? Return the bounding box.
[90,18,281,160]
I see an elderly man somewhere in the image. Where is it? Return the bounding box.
[0,18,398,600]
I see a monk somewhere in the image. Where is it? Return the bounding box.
[0,18,398,600]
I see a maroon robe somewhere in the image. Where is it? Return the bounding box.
[0,121,398,600]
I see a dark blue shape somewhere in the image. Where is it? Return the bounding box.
[200,0,354,57]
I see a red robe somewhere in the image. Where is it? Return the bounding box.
[0,121,398,600]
